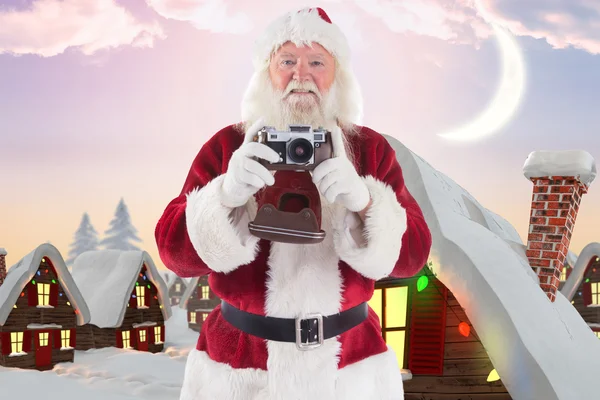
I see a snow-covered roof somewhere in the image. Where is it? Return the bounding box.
[385,135,600,400]
[71,250,172,328]
[566,250,578,268]
[561,243,600,301]
[0,248,6,256]
[160,270,188,291]
[522,150,597,186]
[179,277,200,310]
[0,243,91,326]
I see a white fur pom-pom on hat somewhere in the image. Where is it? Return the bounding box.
[252,7,351,70]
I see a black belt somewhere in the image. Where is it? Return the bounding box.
[221,300,368,350]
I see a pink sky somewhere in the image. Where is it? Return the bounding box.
[1,0,599,270]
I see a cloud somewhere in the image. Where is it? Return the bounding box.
[354,0,600,54]
[479,0,600,54]
[146,0,253,34]
[0,0,166,57]
[353,0,493,46]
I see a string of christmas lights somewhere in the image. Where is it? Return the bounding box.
[416,266,500,382]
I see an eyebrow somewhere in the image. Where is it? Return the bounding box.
[277,51,326,59]
[278,52,296,58]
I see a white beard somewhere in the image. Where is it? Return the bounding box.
[242,69,339,132]
[240,68,357,161]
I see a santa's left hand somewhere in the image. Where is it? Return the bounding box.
[311,157,370,212]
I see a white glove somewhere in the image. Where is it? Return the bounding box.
[220,120,280,208]
[311,156,370,212]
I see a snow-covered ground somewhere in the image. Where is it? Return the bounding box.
[0,307,198,399]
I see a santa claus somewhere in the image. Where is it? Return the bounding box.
[155,7,431,400]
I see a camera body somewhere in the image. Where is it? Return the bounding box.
[254,125,333,171]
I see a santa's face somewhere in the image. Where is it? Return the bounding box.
[268,41,336,115]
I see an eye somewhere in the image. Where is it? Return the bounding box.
[311,61,324,66]
[281,60,295,66]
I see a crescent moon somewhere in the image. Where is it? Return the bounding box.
[437,8,526,142]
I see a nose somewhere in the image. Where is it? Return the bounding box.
[292,59,311,82]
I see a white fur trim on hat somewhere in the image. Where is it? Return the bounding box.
[253,7,350,70]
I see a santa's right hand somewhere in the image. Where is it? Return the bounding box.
[220,141,280,208]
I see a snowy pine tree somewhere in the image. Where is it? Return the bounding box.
[100,198,142,251]
[66,213,100,266]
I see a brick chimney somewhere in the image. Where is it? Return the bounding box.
[523,150,597,302]
[0,248,6,286]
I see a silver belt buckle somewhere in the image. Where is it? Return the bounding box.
[295,314,324,350]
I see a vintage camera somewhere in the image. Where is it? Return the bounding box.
[254,125,333,171]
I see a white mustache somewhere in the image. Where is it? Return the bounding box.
[284,81,321,98]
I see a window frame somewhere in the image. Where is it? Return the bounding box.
[369,279,413,369]
[37,283,50,306]
[11,332,24,354]
[201,286,210,300]
[122,330,131,348]
[136,286,146,308]
[154,326,162,343]
[61,329,70,348]
[591,282,600,305]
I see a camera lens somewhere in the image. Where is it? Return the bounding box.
[288,138,313,164]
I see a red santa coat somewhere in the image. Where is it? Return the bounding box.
[155,123,431,399]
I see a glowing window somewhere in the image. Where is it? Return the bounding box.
[11,332,23,354]
[122,331,131,348]
[175,284,181,291]
[136,286,146,307]
[61,330,70,348]
[39,332,49,347]
[202,313,208,321]
[592,283,600,305]
[139,329,146,343]
[190,313,197,323]
[560,267,568,281]
[201,286,209,299]
[154,326,162,343]
[367,285,409,369]
[38,283,50,306]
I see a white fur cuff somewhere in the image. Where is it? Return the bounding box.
[185,175,260,274]
[333,176,407,280]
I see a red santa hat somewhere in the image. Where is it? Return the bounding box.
[252,7,351,70]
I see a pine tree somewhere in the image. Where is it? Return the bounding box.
[66,213,100,266]
[100,198,142,251]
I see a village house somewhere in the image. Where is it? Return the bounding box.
[70,250,171,353]
[0,244,91,370]
[179,275,219,332]
[167,274,188,306]
[559,243,600,338]
[379,136,600,399]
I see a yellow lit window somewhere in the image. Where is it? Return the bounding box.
[38,283,50,306]
[136,286,146,307]
[139,329,146,343]
[560,267,567,281]
[39,332,49,347]
[595,332,600,339]
[202,313,208,321]
[61,330,70,348]
[175,284,181,292]
[592,283,600,305]
[201,286,209,299]
[368,285,409,369]
[154,326,162,343]
[11,332,23,354]
[190,313,197,323]
[122,331,131,348]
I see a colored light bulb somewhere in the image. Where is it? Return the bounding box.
[417,276,429,292]
[487,369,500,382]
[458,322,470,337]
